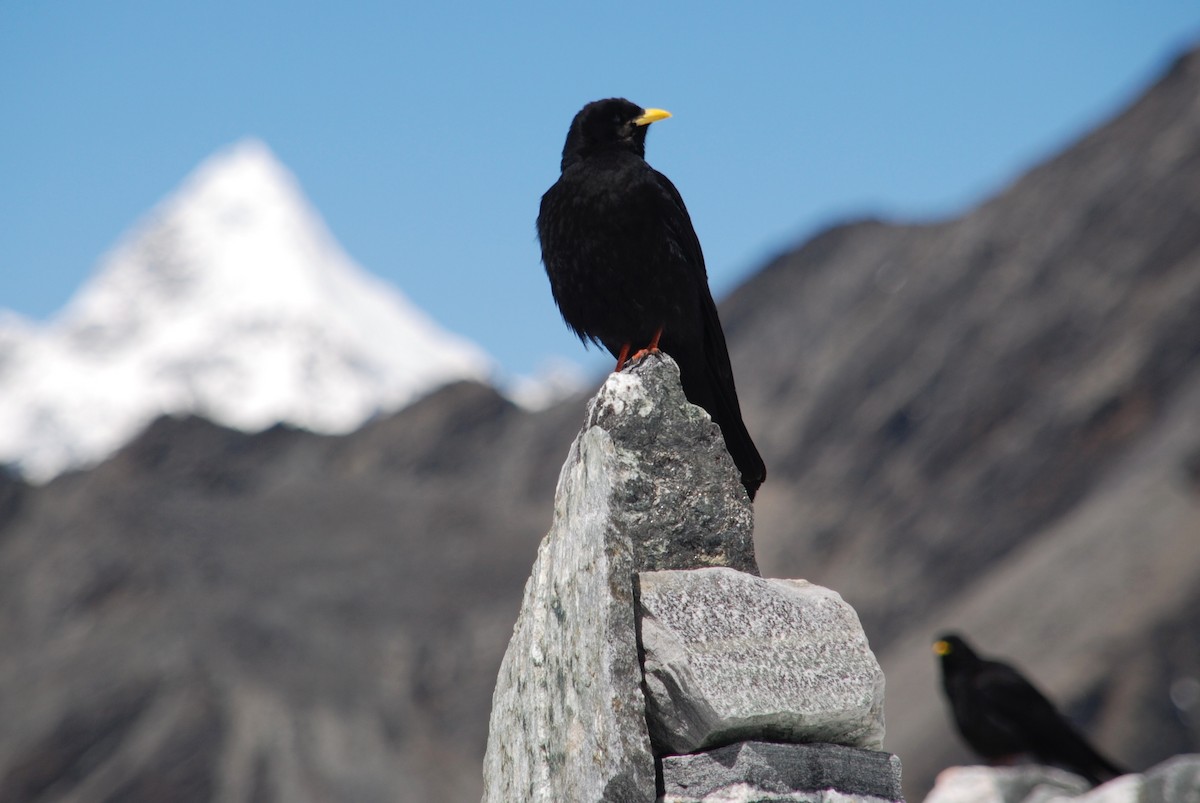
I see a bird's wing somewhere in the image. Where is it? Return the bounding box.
[953,661,1053,751]
[974,661,1122,783]
[973,661,1058,713]
[971,661,1063,737]
[648,170,737,380]
[650,169,709,280]
[648,169,765,495]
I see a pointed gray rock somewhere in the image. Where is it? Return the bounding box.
[480,424,655,802]
[587,352,759,575]
[638,567,886,755]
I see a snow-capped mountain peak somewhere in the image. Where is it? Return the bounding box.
[0,139,494,481]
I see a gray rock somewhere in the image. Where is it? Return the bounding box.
[481,354,758,802]
[480,424,656,802]
[586,352,759,575]
[921,765,1089,803]
[638,567,886,755]
[922,754,1200,802]
[1140,754,1200,803]
[662,741,904,802]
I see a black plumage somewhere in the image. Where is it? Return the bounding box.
[537,98,765,500]
[933,633,1126,786]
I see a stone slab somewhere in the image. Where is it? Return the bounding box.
[661,740,903,802]
[638,567,885,755]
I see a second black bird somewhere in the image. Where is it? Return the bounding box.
[933,633,1126,786]
[537,98,766,500]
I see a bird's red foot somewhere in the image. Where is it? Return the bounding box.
[628,326,664,365]
[615,343,631,372]
[628,346,660,363]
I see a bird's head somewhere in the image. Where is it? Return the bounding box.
[560,98,672,171]
[933,633,975,661]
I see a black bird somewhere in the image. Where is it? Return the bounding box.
[537,98,766,500]
[933,633,1126,786]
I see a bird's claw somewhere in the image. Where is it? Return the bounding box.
[628,346,661,365]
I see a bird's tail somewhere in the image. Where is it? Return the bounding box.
[1065,740,1127,787]
[717,395,766,501]
[1035,721,1127,786]
[673,326,765,501]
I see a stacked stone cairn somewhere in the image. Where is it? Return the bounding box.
[482,354,903,802]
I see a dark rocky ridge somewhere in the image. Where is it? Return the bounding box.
[728,45,1200,796]
[731,45,1200,628]
[2,45,1200,802]
[0,384,581,803]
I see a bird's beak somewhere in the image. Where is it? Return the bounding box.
[933,640,951,656]
[634,108,672,127]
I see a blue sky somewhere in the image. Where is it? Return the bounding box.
[3,3,1199,380]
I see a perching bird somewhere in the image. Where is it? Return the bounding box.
[933,633,1126,786]
[537,98,765,500]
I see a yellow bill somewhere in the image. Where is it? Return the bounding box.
[634,108,672,126]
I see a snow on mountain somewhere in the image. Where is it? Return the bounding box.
[0,139,495,481]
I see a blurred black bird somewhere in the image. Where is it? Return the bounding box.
[537,98,766,500]
[933,633,1126,786]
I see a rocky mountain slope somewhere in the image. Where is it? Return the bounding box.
[0,385,579,803]
[728,45,1200,795]
[2,46,1199,803]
